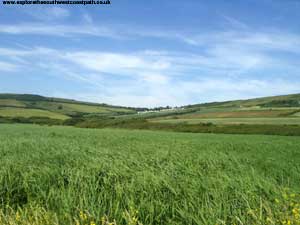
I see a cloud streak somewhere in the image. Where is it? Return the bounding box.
[1,12,300,107]
[0,61,18,72]
[0,45,299,107]
[1,21,300,55]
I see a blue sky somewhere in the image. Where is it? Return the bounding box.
[0,0,300,107]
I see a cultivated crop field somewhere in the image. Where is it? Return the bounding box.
[152,117,300,125]
[0,124,300,225]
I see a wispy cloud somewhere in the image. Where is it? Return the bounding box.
[1,20,300,59]
[180,30,300,53]
[52,78,300,107]
[0,45,299,107]
[19,7,70,21]
[0,10,299,107]
[220,15,249,30]
[0,61,18,72]
[0,23,121,39]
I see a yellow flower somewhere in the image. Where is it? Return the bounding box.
[290,193,296,198]
[133,216,138,223]
[80,211,88,220]
[292,208,298,214]
[15,212,21,221]
[90,221,96,225]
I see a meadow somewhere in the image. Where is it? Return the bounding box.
[0,124,300,225]
[0,108,70,120]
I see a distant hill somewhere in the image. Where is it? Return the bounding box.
[0,93,137,120]
[1,93,300,124]
[148,93,300,126]
[184,93,300,109]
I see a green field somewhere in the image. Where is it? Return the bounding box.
[0,107,70,120]
[294,112,300,117]
[0,124,299,225]
[152,117,300,125]
[32,101,134,115]
[0,99,26,107]
[1,94,300,136]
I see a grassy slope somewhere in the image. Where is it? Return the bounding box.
[0,99,26,107]
[149,94,300,125]
[31,101,132,114]
[184,93,300,108]
[0,107,70,120]
[1,93,300,128]
[0,94,136,120]
[0,124,299,225]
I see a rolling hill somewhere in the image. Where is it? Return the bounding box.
[148,93,300,125]
[1,93,300,130]
[0,94,137,121]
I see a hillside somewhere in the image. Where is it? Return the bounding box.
[1,93,300,134]
[147,93,300,124]
[0,94,137,121]
[184,93,300,109]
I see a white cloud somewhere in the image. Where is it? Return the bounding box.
[0,61,18,72]
[21,7,70,21]
[0,23,121,39]
[1,20,300,57]
[52,78,300,107]
[63,51,171,76]
[0,46,299,107]
[140,73,169,84]
[182,30,300,54]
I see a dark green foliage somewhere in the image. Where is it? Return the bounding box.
[0,117,63,125]
[0,94,47,101]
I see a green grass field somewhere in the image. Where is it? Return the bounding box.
[0,107,69,120]
[294,112,300,117]
[178,109,297,118]
[152,117,300,125]
[32,101,135,115]
[0,99,26,107]
[0,124,299,225]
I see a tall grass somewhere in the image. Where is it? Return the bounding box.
[0,124,299,224]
